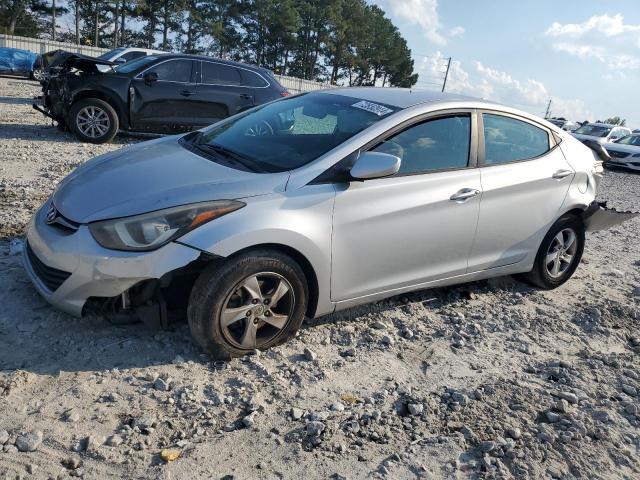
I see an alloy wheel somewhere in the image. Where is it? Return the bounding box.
[220,272,294,349]
[76,106,110,139]
[545,228,578,278]
[244,120,273,137]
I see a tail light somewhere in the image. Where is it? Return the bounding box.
[280,91,291,97]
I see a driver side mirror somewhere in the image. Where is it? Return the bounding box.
[143,71,158,84]
[350,151,401,180]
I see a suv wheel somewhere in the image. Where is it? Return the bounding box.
[519,214,585,289]
[69,98,119,144]
[187,250,308,359]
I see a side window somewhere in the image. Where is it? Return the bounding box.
[242,70,269,87]
[372,115,471,175]
[146,59,193,83]
[120,51,146,62]
[483,114,550,164]
[202,62,242,86]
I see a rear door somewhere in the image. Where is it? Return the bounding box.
[468,112,574,272]
[331,111,481,301]
[129,58,198,132]
[192,61,254,126]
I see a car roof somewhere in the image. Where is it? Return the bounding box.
[153,53,270,73]
[587,122,619,128]
[317,87,504,110]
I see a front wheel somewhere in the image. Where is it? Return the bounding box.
[519,215,585,289]
[68,98,119,144]
[187,250,308,358]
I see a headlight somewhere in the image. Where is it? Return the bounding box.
[633,153,640,158]
[89,200,245,251]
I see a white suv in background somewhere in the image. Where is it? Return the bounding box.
[96,47,165,72]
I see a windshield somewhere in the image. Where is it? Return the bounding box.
[616,135,640,146]
[113,55,160,73]
[549,119,564,127]
[97,48,124,60]
[573,124,612,137]
[186,93,398,173]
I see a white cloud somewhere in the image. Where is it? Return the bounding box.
[545,14,640,70]
[415,52,593,121]
[383,0,463,45]
[546,14,640,38]
[448,26,465,38]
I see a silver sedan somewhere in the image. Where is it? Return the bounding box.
[23,88,627,358]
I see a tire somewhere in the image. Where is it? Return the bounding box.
[187,250,308,359]
[519,214,585,289]
[30,68,45,81]
[68,98,119,144]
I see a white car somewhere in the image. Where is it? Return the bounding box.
[96,47,165,72]
[572,123,631,144]
[604,134,640,171]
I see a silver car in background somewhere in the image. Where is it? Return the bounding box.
[572,122,631,144]
[23,88,619,358]
[604,133,640,171]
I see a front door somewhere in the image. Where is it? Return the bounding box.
[192,60,255,126]
[331,112,481,302]
[129,58,198,132]
[468,112,574,271]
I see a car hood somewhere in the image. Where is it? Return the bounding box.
[571,133,607,144]
[46,51,115,73]
[53,135,289,223]
[604,143,640,154]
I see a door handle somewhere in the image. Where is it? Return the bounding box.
[552,169,573,180]
[450,188,480,202]
[239,93,251,100]
[180,90,195,97]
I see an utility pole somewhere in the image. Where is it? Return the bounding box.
[441,57,452,93]
[544,99,552,119]
[52,0,56,41]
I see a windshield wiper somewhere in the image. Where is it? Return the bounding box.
[195,143,263,172]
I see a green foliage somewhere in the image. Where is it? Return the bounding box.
[8,0,418,86]
[604,116,626,127]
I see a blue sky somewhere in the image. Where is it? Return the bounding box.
[377,0,640,127]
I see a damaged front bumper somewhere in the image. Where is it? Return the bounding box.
[22,202,203,317]
[582,201,639,232]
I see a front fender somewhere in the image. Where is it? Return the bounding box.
[177,186,337,317]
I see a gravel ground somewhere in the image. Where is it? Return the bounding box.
[1,76,639,480]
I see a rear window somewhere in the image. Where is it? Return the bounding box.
[573,124,612,138]
[202,62,241,86]
[242,70,269,87]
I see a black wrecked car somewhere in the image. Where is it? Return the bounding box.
[35,52,290,144]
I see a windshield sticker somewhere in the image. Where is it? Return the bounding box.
[351,100,393,117]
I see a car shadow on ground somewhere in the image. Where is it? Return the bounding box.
[0,248,534,376]
[0,121,132,144]
[0,96,34,105]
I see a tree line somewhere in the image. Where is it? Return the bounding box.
[1,0,419,87]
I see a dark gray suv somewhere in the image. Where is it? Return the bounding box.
[37,53,290,144]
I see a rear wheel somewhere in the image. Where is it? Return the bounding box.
[519,215,585,289]
[68,98,119,144]
[187,250,308,359]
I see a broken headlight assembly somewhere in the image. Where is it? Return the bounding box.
[89,200,245,251]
